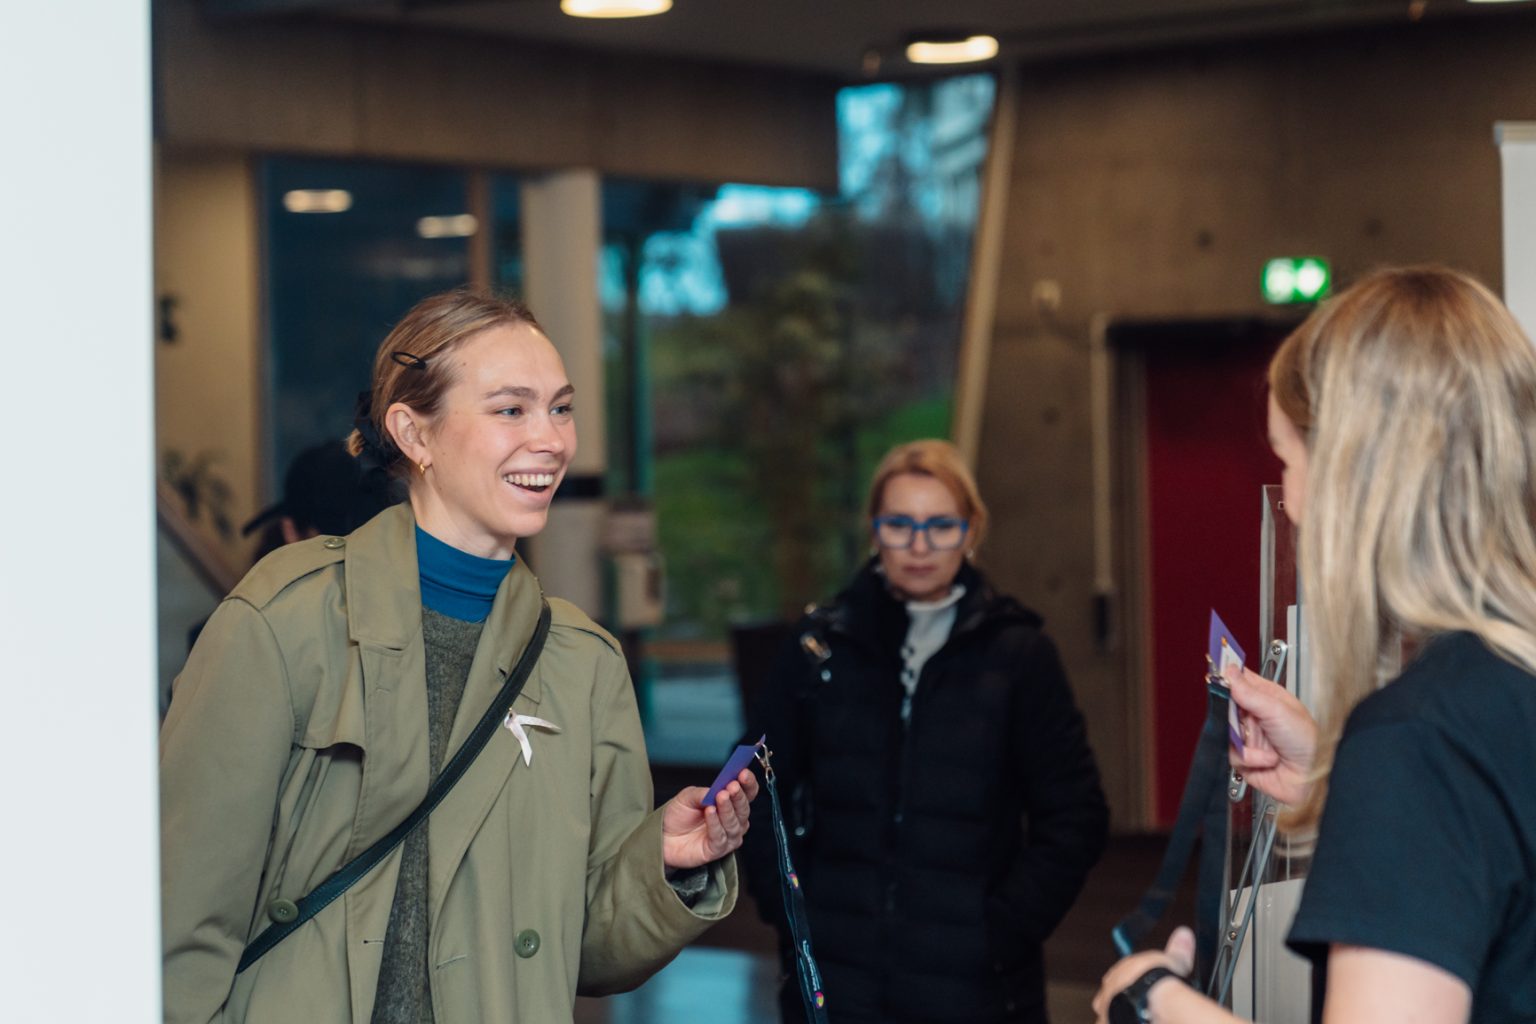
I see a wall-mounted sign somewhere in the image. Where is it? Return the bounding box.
[1262,257,1331,305]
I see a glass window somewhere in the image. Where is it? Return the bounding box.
[602,74,996,761]
[490,177,524,298]
[262,158,480,481]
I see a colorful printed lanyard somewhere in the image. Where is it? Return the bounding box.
[755,741,830,1024]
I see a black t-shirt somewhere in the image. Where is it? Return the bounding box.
[1286,631,1536,1022]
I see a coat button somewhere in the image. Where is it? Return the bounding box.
[515,929,540,958]
[268,898,300,924]
[322,536,345,549]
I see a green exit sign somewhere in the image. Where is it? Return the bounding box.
[1263,257,1331,304]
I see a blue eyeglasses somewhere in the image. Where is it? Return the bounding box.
[871,515,969,551]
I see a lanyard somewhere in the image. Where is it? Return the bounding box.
[755,741,830,1024]
[1111,639,1289,996]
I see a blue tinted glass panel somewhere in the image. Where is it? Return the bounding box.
[262,158,472,480]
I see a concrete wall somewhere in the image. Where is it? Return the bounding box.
[154,0,839,190]
[975,17,1536,826]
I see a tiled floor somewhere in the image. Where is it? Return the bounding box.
[573,948,1097,1024]
[573,947,780,1024]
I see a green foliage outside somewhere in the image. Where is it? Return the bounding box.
[635,208,964,640]
[610,66,992,642]
[651,394,953,640]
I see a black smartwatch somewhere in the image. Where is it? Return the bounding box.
[1108,966,1183,1024]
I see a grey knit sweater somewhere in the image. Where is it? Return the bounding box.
[371,609,482,1024]
[368,607,709,1022]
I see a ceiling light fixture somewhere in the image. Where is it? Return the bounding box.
[282,189,352,214]
[417,214,479,239]
[905,31,999,65]
[561,0,672,18]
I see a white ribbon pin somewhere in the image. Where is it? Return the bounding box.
[503,713,561,766]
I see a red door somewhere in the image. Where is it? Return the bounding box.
[1120,319,1295,825]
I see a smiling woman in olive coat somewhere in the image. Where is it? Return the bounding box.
[161,291,757,1024]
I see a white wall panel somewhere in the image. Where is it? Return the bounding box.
[0,2,159,1019]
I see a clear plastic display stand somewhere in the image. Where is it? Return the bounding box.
[1221,485,1314,1021]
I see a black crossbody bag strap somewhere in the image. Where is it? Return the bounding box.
[236,600,552,974]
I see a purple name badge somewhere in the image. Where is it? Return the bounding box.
[702,735,764,808]
[1208,609,1246,672]
[1208,610,1247,754]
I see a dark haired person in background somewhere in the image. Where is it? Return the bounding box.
[240,438,398,559]
[180,440,398,661]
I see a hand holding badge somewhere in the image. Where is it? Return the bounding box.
[1112,607,1278,997]
[1203,609,1292,1006]
[1207,610,1246,755]
[702,735,765,807]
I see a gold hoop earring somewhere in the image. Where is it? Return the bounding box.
[418,461,428,475]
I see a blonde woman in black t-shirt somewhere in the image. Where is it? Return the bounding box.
[1095,267,1536,1024]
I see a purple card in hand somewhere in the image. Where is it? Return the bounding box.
[1208,610,1247,754]
[702,735,764,807]
[1208,609,1246,672]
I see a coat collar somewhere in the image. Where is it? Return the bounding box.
[821,557,1042,653]
[343,502,546,706]
[335,503,553,1018]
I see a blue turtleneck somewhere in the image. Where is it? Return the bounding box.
[415,526,514,623]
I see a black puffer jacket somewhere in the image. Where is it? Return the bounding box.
[744,560,1109,1024]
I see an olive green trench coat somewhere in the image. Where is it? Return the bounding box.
[161,504,736,1024]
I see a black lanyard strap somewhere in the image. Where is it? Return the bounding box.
[756,741,830,1024]
[1111,675,1231,979]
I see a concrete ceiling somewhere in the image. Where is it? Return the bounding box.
[209,0,1530,81]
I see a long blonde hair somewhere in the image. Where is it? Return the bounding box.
[1271,266,1536,831]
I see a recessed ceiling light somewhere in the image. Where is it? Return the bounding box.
[283,189,352,214]
[561,0,672,17]
[417,214,479,239]
[905,32,999,65]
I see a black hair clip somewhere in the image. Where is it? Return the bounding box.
[391,351,428,371]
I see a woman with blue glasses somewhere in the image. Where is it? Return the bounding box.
[744,438,1109,1024]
